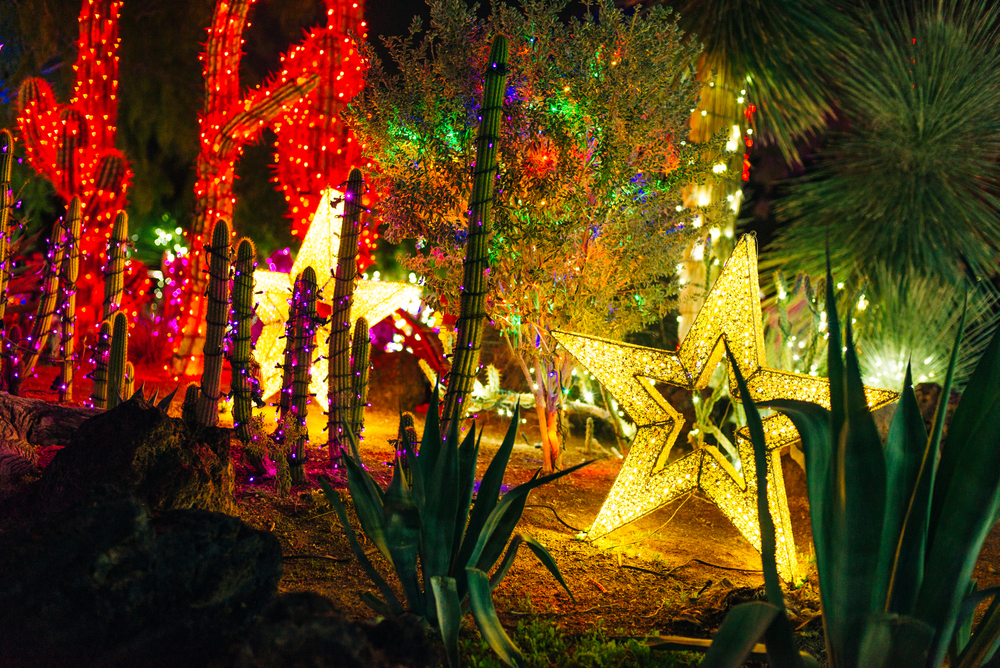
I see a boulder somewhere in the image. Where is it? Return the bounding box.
[38,395,235,513]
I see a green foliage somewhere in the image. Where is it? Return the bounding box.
[351,0,717,424]
[320,395,589,667]
[231,238,258,446]
[347,316,371,444]
[704,257,1000,668]
[461,618,700,668]
[242,414,298,497]
[769,2,1000,295]
[195,219,232,427]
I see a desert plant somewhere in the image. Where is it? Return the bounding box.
[181,382,200,423]
[122,361,134,401]
[103,211,128,322]
[2,324,23,395]
[104,311,128,409]
[0,129,13,326]
[230,237,258,445]
[195,219,233,427]
[90,319,113,408]
[57,196,83,403]
[23,215,65,377]
[288,266,321,483]
[346,316,371,449]
[320,393,589,668]
[703,260,1000,668]
[326,168,364,462]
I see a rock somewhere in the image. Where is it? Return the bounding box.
[0,495,282,668]
[231,592,439,668]
[38,395,235,514]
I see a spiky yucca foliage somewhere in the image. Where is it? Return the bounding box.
[769,2,1000,293]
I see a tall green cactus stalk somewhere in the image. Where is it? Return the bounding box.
[105,311,128,409]
[23,215,66,376]
[103,211,128,322]
[278,278,299,419]
[440,36,508,437]
[91,319,112,407]
[347,316,371,454]
[230,238,257,444]
[182,382,200,423]
[3,324,23,394]
[195,219,232,427]
[0,129,14,326]
[58,196,82,403]
[289,266,319,483]
[326,168,364,462]
[123,361,134,400]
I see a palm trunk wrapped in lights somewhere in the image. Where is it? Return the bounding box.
[103,211,127,322]
[288,266,319,483]
[230,238,257,444]
[90,319,112,408]
[440,36,508,437]
[196,219,232,427]
[347,316,370,454]
[23,216,66,377]
[326,169,364,462]
[0,130,13,326]
[105,311,128,410]
[58,196,82,403]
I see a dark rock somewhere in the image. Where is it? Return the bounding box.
[231,592,440,668]
[369,349,431,413]
[38,395,235,513]
[0,495,282,668]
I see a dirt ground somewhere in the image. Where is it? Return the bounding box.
[18,361,1000,662]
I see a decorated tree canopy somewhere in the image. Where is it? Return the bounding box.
[351,0,719,466]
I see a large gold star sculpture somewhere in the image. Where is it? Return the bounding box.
[553,234,897,581]
[254,187,422,409]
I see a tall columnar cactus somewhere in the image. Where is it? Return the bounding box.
[326,168,364,461]
[105,311,128,409]
[3,324,23,395]
[182,382,200,423]
[440,36,508,436]
[277,279,300,419]
[346,316,371,455]
[0,129,13,325]
[91,319,112,408]
[103,211,128,322]
[196,219,233,427]
[58,196,83,403]
[123,361,134,400]
[23,215,66,377]
[289,266,319,483]
[230,237,257,444]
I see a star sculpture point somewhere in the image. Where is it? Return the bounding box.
[553,234,897,581]
[253,187,422,409]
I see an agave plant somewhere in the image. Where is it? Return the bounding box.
[703,260,1000,668]
[320,392,588,668]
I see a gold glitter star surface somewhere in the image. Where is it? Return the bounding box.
[553,234,897,581]
[253,187,421,409]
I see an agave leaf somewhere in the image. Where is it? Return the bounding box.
[467,567,524,667]
[422,403,460,582]
[347,429,385,508]
[857,613,935,667]
[488,534,574,604]
[702,601,782,668]
[319,477,405,615]
[883,366,931,615]
[455,403,521,573]
[451,422,481,570]
[417,383,442,487]
[431,576,462,668]
[918,321,1000,665]
[359,590,395,618]
[156,385,178,412]
[149,387,159,405]
[956,590,1000,668]
[825,252,846,444]
[132,382,144,401]
[341,451,391,561]
[384,462,425,613]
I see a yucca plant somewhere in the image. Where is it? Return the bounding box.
[703,259,1000,668]
[320,394,589,668]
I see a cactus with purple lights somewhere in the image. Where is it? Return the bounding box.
[230,237,258,444]
[195,219,232,427]
[105,311,128,409]
[58,196,83,403]
[287,266,320,483]
[23,214,66,377]
[326,168,364,462]
[346,316,370,456]
[103,211,127,322]
[0,129,14,325]
[91,319,112,407]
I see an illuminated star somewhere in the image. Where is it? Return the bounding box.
[253,187,422,408]
[553,234,896,581]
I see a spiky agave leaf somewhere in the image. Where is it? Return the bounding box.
[770,2,1000,291]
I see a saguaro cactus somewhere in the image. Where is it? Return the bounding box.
[24,216,66,376]
[91,319,112,407]
[230,238,257,444]
[346,316,370,455]
[196,219,232,427]
[103,211,128,321]
[0,130,13,325]
[105,311,128,409]
[326,169,364,461]
[182,382,200,423]
[289,266,319,483]
[59,196,83,403]
[440,36,508,435]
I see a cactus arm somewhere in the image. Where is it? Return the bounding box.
[123,361,134,400]
[440,36,509,433]
[91,319,112,408]
[58,196,82,403]
[23,216,67,377]
[105,311,128,410]
[103,211,128,322]
[196,219,233,427]
[326,169,364,461]
[0,129,13,325]
[290,266,319,483]
[182,382,200,422]
[347,316,371,457]
[231,238,257,443]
